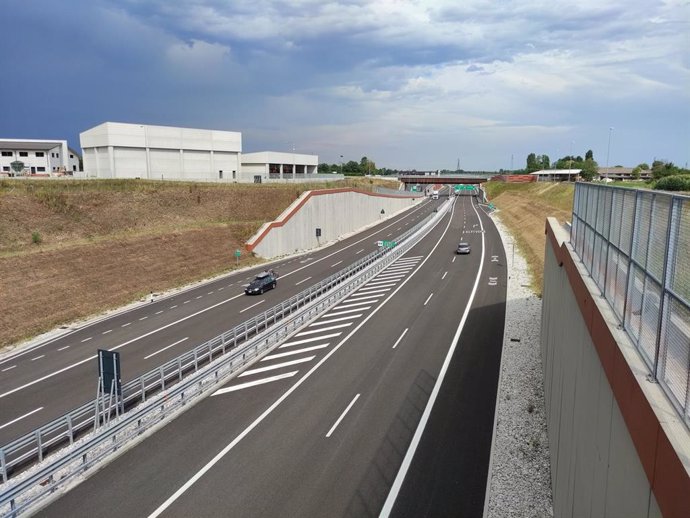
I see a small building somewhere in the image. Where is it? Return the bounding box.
[0,139,80,176]
[240,151,320,183]
[80,122,242,182]
[530,169,582,182]
[598,167,650,181]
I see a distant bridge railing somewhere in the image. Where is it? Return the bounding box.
[570,183,690,427]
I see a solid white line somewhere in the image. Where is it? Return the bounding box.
[212,371,298,396]
[295,277,312,286]
[392,328,409,349]
[331,261,343,267]
[146,200,442,518]
[262,344,329,360]
[102,330,112,335]
[297,323,352,336]
[309,314,361,325]
[326,394,361,438]
[442,271,448,280]
[0,407,44,431]
[0,292,248,400]
[2,365,16,372]
[423,293,434,306]
[122,322,131,327]
[30,355,45,361]
[80,337,92,343]
[326,307,371,317]
[57,346,70,351]
[280,332,343,348]
[240,299,265,313]
[144,337,189,360]
[381,197,485,516]
[239,356,315,377]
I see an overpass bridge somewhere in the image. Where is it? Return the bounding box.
[398,175,487,187]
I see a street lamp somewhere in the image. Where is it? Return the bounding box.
[605,127,614,181]
[568,140,574,178]
[340,155,343,175]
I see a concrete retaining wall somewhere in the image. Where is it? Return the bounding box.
[542,218,689,518]
[246,188,422,258]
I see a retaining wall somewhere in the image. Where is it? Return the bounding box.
[246,188,422,258]
[542,217,689,518]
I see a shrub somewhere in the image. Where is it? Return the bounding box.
[31,231,42,244]
[654,174,690,192]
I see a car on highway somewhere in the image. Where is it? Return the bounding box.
[245,271,277,295]
[456,242,471,254]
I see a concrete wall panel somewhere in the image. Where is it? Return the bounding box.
[113,147,146,178]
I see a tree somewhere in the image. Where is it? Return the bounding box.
[652,160,679,179]
[526,153,540,173]
[342,160,362,175]
[580,158,598,181]
[318,162,331,174]
[632,166,642,180]
[585,149,594,161]
[540,154,550,169]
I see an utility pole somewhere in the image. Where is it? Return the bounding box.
[605,127,614,181]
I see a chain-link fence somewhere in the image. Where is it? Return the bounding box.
[571,183,690,428]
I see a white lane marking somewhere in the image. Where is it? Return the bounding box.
[362,281,398,288]
[169,305,178,309]
[262,344,329,361]
[145,201,438,518]
[207,291,214,295]
[331,261,343,267]
[280,333,342,348]
[296,323,352,336]
[355,287,391,294]
[155,311,164,315]
[80,337,92,343]
[326,307,371,317]
[212,371,299,396]
[240,299,265,313]
[2,365,17,372]
[373,273,406,280]
[144,337,189,360]
[356,249,364,254]
[295,277,312,286]
[344,294,382,303]
[139,316,148,320]
[0,407,44,431]
[442,271,448,280]
[195,296,203,299]
[57,346,70,351]
[396,227,401,230]
[326,393,361,438]
[382,194,485,516]
[386,233,392,236]
[452,256,456,263]
[239,356,315,377]
[102,330,112,335]
[309,314,361,326]
[30,355,45,361]
[336,299,376,309]
[0,292,249,401]
[122,323,131,327]
[183,301,190,304]
[218,287,224,291]
[392,328,409,349]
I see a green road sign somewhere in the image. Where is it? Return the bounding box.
[454,184,476,191]
[383,240,397,248]
[234,249,241,257]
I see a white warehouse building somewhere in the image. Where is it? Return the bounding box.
[0,139,81,176]
[80,122,242,182]
[241,151,319,183]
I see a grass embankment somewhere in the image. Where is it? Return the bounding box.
[484,181,574,296]
[0,177,388,349]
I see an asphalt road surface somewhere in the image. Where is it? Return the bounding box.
[0,196,439,446]
[35,194,507,518]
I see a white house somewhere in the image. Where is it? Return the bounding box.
[240,151,320,183]
[80,122,242,182]
[0,139,80,176]
[530,169,582,182]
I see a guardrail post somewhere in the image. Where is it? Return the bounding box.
[67,415,74,446]
[0,448,7,483]
[194,349,198,372]
[160,366,166,391]
[141,377,146,403]
[36,429,43,462]
[178,358,183,381]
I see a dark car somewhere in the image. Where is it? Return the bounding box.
[245,271,277,295]
[456,242,471,254]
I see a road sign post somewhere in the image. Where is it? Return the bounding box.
[234,249,241,264]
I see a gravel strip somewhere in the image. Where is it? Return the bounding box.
[485,213,554,518]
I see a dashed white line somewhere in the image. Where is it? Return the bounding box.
[30,355,45,361]
[196,296,203,299]
[81,337,92,343]
[212,371,298,396]
[218,287,224,291]
[442,271,448,280]
[155,311,164,315]
[2,365,16,372]
[452,256,456,263]
[0,407,44,431]
[139,316,148,321]
[169,305,178,309]
[57,346,70,351]
[144,337,189,360]
[122,323,131,327]
[356,249,364,254]
[295,277,312,286]
[326,394,360,438]
[207,291,214,295]
[392,328,409,349]
[424,293,434,306]
[240,299,265,313]
[183,301,190,304]
[102,330,112,335]
[239,356,315,377]
[331,261,343,267]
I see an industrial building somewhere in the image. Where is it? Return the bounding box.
[241,151,319,183]
[0,139,81,176]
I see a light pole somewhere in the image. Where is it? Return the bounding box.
[568,140,574,178]
[340,155,343,175]
[605,127,614,181]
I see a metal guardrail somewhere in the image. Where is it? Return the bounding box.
[0,200,446,485]
[0,199,451,517]
[570,183,690,428]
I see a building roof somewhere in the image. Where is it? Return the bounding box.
[0,138,67,151]
[530,169,582,176]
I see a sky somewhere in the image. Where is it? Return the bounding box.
[1,0,688,171]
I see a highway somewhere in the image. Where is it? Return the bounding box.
[34,193,507,517]
[0,196,439,447]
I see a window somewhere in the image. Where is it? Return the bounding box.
[51,153,55,157]
[19,151,28,157]
[1,151,12,157]
[36,152,44,157]
[37,167,46,172]
[70,154,74,159]
[2,166,9,171]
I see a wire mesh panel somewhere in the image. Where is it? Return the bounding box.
[570,183,690,427]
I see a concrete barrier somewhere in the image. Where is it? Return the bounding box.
[246,188,422,258]
[542,217,689,518]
